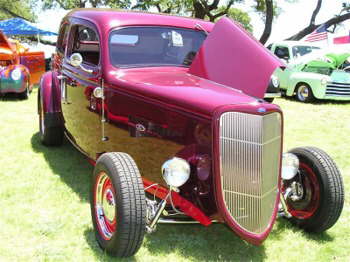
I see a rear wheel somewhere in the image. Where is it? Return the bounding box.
[38,91,64,146]
[295,83,315,103]
[283,147,344,232]
[91,152,146,257]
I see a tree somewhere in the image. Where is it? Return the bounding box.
[41,0,278,43]
[216,6,253,32]
[0,0,36,21]
[42,0,131,9]
[132,0,191,14]
[253,0,274,44]
[134,1,242,21]
[133,1,277,43]
[286,0,350,40]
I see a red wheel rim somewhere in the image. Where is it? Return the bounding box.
[287,162,320,219]
[94,172,117,240]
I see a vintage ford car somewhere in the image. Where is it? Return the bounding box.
[0,31,45,98]
[39,9,344,257]
[274,50,350,102]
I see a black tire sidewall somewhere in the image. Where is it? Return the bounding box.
[288,147,343,231]
[20,82,29,100]
[91,159,122,253]
[292,153,326,226]
[90,153,146,257]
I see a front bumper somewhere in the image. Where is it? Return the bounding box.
[264,92,282,98]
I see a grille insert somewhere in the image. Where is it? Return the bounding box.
[326,82,350,97]
[219,112,281,234]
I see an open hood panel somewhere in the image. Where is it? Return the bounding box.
[189,17,284,99]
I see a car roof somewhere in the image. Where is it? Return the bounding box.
[272,40,322,48]
[65,8,214,33]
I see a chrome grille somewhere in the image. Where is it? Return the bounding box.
[219,112,281,234]
[326,82,350,97]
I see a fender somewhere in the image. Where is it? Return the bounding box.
[38,71,64,127]
[287,71,330,97]
[0,64,30,94]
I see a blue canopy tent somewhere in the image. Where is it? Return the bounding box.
[0,18,57,36]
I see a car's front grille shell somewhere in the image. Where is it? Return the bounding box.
[219,112,281,234]
[326,82,350,97]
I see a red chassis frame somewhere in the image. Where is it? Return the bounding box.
[87,158,212,226]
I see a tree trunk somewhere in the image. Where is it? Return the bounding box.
[286,12,350,40]
[259,0,273,44]
[309,0,323,26]
[193,1,207,19]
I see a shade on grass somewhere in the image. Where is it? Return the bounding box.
[0,89,349,261]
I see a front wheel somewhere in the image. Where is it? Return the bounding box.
[295,84,315,103]
[19,81,30,100]
[91,152,147,257]
[283,147,344,232]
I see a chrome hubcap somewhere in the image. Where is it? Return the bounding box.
[297,86,309,101]
[103,189,115,221]
[95,172,116,240]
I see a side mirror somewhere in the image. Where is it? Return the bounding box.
[70,53,83,67]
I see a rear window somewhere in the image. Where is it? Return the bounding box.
[109,26,206,68]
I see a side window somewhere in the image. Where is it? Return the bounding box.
[57,23,69,54]
[67,24,100,66]
[274,46,290,61]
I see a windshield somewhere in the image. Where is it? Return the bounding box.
[302,66,332,75]
[109,26,206,68]
[292,45,320,58]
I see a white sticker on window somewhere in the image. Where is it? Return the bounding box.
[171,31,183,47]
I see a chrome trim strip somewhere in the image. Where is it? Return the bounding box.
[327,83,350,88]
[221,135,281,146]
[224,187,277,199]
[264,92,281,98]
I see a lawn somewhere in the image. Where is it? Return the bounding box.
[0,88,349,261]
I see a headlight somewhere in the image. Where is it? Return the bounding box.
[161,157,190,188]
[11,69,22,81]
[321,77,328,85]
[281,153,299,180]
[271,75,280,88]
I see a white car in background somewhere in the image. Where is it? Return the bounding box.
[267,41,321,64]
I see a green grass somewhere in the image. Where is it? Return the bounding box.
[0,89,349,261]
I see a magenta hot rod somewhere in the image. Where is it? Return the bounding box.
[38,9,344,257]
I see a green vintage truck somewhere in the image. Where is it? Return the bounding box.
[269,41,350,103]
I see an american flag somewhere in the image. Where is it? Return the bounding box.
[304,24,328,42]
